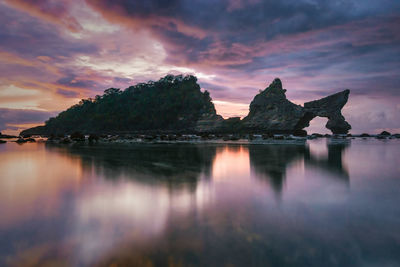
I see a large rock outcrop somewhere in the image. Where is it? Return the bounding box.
[242,78,351,134]
[241,78,305,133]
[20,75,351,136]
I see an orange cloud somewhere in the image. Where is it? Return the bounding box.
[4,0,82,32]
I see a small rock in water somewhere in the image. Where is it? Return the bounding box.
[70,132,85,141]
[230,135,240,141]
[61,137,72,144]
[380,131,391,136]
[88,134,99,142]
[311,133,323,137]
[273,135,284,140]
[293,129,307,137]
[262,133,273,139]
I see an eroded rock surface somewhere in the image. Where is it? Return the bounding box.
[242,78,305,133]
[303,90,351,134]
[242,78,351,134]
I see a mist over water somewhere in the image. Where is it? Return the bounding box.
[1,140,399,266]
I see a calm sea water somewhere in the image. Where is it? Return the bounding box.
[0,139,399,267]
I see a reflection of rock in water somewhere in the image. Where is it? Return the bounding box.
[249,145,307,194]
[249,142,350,195]
[46,144,217,190]
[305,143,350,181]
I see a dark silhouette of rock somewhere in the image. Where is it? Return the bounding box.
[311,133,324,137]
[70,132,85,141]
[380,131,391,136]
[20,75,352,136]
[194,113,224,133]
[293,129,307,137]
[88,134,99,142]
[302,90,351,134]
[242,78,305,133]
[15,138,27,143]
[242,78,351,134]
[0,133,18,138]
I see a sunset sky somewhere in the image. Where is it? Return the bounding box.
[0,0,399,134]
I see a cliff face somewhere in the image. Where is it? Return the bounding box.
[241,78,305,132]
[241,78,351,134]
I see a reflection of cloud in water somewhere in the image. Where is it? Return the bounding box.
[47,144,218,265]
[3,142,353,266]
[0,144,82,228]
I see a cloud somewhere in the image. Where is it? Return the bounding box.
[56,88,79,98]
[3,0,82,32]
[0,0,399,133]
[0,3,97,59]
[0,108,57,133]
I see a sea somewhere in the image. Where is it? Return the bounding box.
[0,139,399,266]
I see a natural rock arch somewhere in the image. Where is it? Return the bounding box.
[296,90,351,134]
[241,78,351,134]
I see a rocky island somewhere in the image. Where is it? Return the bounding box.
[20,74,351,137]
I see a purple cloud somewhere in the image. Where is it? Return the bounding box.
[0,0,399,133]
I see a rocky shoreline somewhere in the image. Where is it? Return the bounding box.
[2,131,399,145]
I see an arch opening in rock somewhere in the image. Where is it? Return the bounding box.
[304,117,330,134]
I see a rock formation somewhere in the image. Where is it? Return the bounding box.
[20,75,351,136]
[302,90,351,134]
[241,78,305,133]
[241,78,351,134]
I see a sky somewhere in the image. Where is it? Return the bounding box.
[0,0,399,135]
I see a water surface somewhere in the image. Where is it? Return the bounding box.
[1,140,399,266]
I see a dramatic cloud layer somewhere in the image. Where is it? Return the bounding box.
[1,0,399,134]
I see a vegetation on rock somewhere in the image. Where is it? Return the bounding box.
[21,75,216,135]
